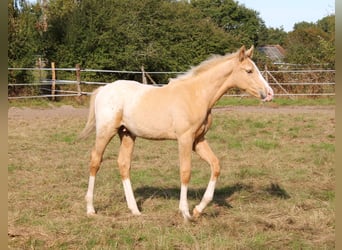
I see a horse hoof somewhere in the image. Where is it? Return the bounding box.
[192,207,201,218]
[181,212,195,223]
[132,211,142,216]
[87,211,96,217]
[184,216,197,223]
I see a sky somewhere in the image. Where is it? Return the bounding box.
[237,0,335,32]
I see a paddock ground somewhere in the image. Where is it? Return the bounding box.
[8,105,335,249]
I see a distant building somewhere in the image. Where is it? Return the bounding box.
[258,45,285,63]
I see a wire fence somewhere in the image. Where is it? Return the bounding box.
[8,65,335,100]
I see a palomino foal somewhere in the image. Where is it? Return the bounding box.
[79,46,274,221]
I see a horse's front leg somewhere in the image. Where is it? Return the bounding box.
[118,129,141,215]
[178,134,194,221]
[192,138,220,218]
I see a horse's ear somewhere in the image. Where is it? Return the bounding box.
[246,45,254,58]
[239,45,246,62]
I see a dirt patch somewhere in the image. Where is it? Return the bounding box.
[8,105,89,120]
[8,105,335,120]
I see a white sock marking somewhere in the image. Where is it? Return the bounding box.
[122,179,141,215]
[195,180,216,213]
[179,184,191,219]
[85,176,96,214]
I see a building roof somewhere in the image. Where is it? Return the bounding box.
[258,45,285,63]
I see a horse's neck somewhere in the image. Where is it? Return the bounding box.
[188,61,235,109]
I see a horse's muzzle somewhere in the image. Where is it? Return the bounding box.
[261,86,274,102]
[260,91,267,100]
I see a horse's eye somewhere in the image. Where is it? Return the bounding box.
[246,69,253,74]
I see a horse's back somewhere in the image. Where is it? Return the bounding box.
[101,80,149,94]
[94,80,158,130]
[96,80,153,104]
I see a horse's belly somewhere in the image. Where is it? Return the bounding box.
[122,114,177,140]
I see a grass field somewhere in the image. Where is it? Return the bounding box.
[8,103,335,249]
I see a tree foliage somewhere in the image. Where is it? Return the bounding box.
[258,27,287,46]
[191,0,267,46]
[8,0,335,85]
[53,0,246,72]
[8,0,43,83]
[284,15,335,67]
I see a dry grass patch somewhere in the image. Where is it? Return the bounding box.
[8,106,335,249]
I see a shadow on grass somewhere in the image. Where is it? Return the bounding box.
[135,182,250,210]
[134,182,290,211]
[264,182,291,199]
[95,182,290,216]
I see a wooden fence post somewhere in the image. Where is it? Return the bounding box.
[141,66,147,84]
[76,64,82,98]
[51,62,56,101]
[141,65,157,85]
[145,72,157,85]
[38,57,42,83]
[264,65,268,82]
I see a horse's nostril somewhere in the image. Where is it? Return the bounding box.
[259,91,267,100]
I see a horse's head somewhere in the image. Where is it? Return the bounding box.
[231,45,274,102]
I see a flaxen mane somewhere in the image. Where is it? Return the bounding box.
[173,52,237,82]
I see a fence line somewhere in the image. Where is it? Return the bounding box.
[8,65,335,100]
[7,91,336,100]
[7,81,336,87]
[8,67,183,75]
[8,67,335,74]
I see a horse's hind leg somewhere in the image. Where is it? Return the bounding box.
[192,138,220,218]
[85,127,117,215]
[118,128,141,215]
[177,134,194,221]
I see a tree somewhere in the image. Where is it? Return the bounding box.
[8,0,42,84]
[284,15,335,67]
[14,0,329,86]
[8,0,39,67]
[47,0,240,82]
[191,0,267,46]
[258,27,287,46]
[316,15,335,66]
